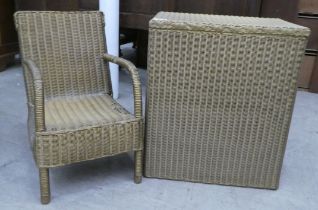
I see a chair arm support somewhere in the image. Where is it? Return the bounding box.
[103,53,142,119]
[22,59,45,131]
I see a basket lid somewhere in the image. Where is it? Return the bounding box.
[150,12,310,37]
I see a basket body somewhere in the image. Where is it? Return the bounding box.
[145,12,310,189]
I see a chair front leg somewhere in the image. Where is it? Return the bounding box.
[39,168,50,204]
[134,150,143,184]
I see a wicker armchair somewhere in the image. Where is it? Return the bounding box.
[14,11,143,204]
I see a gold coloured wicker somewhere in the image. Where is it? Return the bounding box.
[145,12,310,189]
[14,11,143,204]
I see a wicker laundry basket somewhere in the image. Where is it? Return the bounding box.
[144,12,310,189]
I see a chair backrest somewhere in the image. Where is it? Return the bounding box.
[15,11,112,99]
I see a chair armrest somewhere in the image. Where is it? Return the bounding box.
[103,53,142,119]
[22,59,45,131]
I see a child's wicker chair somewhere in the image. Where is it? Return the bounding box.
[14,11,143,204]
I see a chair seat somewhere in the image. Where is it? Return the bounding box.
[45,94,136,131]
[35,93,142,168]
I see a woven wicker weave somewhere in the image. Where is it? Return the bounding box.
[14,11,143,204]
[145,12,310,189]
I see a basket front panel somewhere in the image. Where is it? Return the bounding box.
[145,28,306,189]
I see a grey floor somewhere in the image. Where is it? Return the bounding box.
[1,55,318,209]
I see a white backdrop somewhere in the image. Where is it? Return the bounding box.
[99,0,119,99]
